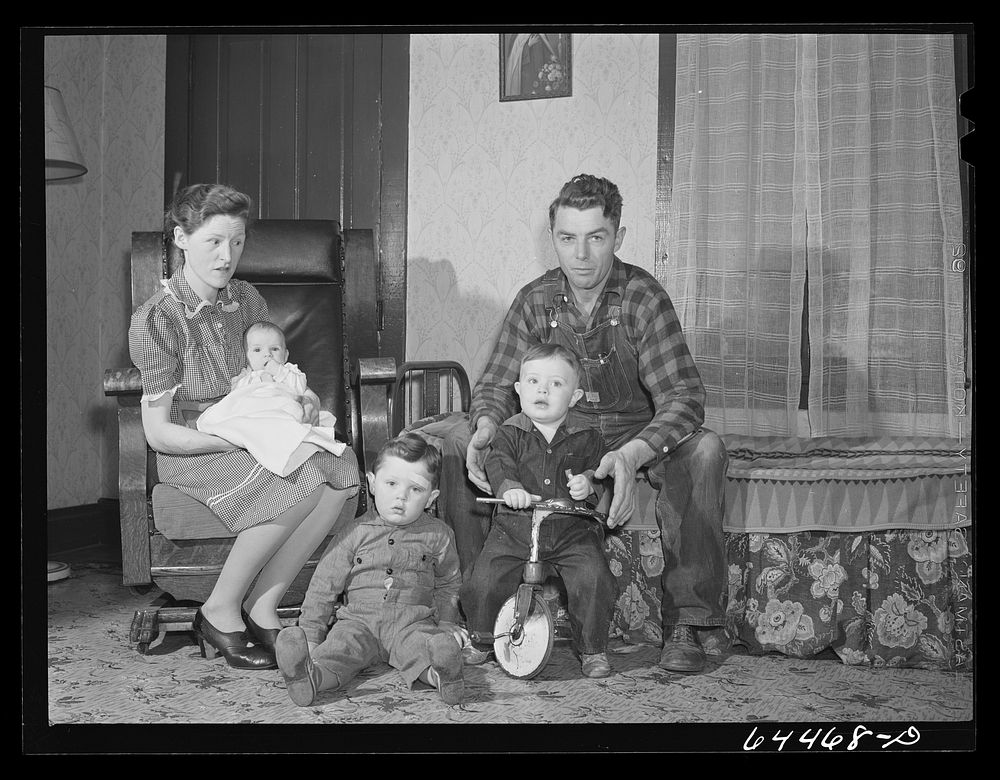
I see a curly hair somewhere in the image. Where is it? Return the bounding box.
[548,174,623,231]
[164,183,253,244]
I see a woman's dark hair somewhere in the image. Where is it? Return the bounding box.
[164,183,253,244]
[548,174,623,232]
[370,432,442,489]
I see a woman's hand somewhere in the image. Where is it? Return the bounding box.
[140,391,239,455]
[299,389,323,425]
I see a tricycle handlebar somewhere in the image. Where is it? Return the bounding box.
[476,496,608,524]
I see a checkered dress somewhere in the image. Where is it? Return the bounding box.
[128,272,360,533]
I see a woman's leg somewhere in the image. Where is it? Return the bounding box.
[200,484,354,632]
[199,486,324,632]
[243,484,355,628]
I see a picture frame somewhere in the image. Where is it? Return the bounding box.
[499,33,572,102]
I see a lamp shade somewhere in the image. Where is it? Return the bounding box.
[45,85,87,181]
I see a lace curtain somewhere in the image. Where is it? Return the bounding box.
[664,34,966,437]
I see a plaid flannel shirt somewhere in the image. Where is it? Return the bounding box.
[470,258,705,458]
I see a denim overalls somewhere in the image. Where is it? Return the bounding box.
[539,273,652,449]
[537,271,728,629]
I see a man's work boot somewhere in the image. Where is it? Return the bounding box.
[659,624,706,673]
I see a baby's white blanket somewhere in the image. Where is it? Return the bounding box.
[196,384,347,477]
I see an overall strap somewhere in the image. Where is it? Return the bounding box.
[541,270,569,330]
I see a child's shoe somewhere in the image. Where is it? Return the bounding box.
[275,626,322,706]
[462,642,494,666]
[427,633,465,705]
[581,652,612,679]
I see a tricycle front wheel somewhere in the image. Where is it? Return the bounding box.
[492,591,554,679]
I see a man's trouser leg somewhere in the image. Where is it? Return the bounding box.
[645,428,728,631]
[411,413,494,581]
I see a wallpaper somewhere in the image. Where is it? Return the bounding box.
[406,33,660,385]
[44,35,165,509]
[43,31,657,510]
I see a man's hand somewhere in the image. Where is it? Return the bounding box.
[465,418,496,494]
[593,440,656,528]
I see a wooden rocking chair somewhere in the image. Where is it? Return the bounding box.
[104,220,379,652]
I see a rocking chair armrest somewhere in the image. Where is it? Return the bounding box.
[104,365,154,586]
[356,356,398,385]
[355,356,398,474]
[104,366,143,396]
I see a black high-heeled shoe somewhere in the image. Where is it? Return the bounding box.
[193,609,277,670]
[242,608,281,653]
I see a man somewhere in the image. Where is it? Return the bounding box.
[432,174,728,673]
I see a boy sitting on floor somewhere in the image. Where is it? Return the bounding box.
[275,433,466,706]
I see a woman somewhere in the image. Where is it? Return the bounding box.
[128,183,360,670]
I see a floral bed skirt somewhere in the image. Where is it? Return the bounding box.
[604,527,973,671]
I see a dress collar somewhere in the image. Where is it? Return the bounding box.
[162,272,240,319]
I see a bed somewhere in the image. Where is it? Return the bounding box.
[607,435,973,670]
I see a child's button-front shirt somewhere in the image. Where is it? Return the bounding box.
[485,409,608,511]
[297,507,462,645]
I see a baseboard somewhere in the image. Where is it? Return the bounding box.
[47,499,120,555]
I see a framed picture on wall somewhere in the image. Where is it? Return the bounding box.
[500,33,572,102]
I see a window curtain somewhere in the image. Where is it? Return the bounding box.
[665,33,966,437]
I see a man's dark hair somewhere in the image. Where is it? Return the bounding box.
[548,174,623,231]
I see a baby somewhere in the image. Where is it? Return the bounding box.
[232,320,323,419]
[196,321,346,476]
[459,342,619,678]
[275,433,467,706]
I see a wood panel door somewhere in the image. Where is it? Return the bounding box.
[164,32,407,363]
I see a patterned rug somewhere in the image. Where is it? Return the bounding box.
[40,562,975,752]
